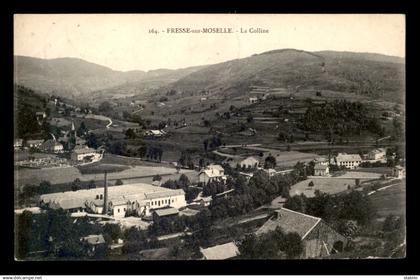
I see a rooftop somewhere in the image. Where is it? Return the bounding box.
[81,234,105,245]
[153,207,179,217]
[256,207,321,239]
[200,242,239,260]
[314,164,328,170]
[336,153,362,162]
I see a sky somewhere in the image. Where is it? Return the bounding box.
[14,14,405,72]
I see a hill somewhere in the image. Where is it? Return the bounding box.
[166,49,405,103]
[14,56,204,98]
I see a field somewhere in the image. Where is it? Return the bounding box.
[290,177,373,198]
[15,161,198,188]
[369,181,406,218]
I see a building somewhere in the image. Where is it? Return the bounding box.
[313,157,329,166]
[335,153,362,169]
[26,139,44,148]
[249,97,258,104]
[71,147,101,161]
[39,139,64,153]
[80,234,106,256]
[239,157,259,169]
[256,208,348,258]
[36,111,47,119]
[200,242,239,260]
[39,183,186,218]
[392,165,406,179]
[152,207,179,220]
[367,148,387,161]
[198,164,227,184]
[14,138,23,150]
[264,168,277,177]
[314,163,329,176]
[145,130,166,137]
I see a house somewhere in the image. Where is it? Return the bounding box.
[313,157,329,166]
[71,147,100,161]
[26,139,44,149]
[256,208,348,258]
[39,140,64,153]
[314,163,329,176]
[36,111,47,119]
[392,165,406,179]
[80,234,106,255]
[200,97,207,102]
[239,157,259,169]
[145,130,166,137]
[14,138,23,150]
[200,242,239,260]
[198,164,227,184]
[249,97,258,104]
[264,168,277,177]
[367,148,387,161]
[334,153,362,169]
[40,183,187,218]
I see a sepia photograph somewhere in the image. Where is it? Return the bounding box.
[13,14,406,261]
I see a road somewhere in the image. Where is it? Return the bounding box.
[367,182,402,196]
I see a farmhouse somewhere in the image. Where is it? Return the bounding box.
[152,207,179,220]
[198,164,227,184]
[145,130,166,137]
[26,139,44,148]
[392,165,406,179]
[334,153,362,169]
[313,157,329,166]
[367,148,387,161]
[39,183,186,218]
[249,97,258,104]
[71,147,101,161]
[256,208,348,258]
[314,163,329,176]
[200,242,239,260]
[14,138,23,150]
[39,139,64,153]
[239,157,260,169]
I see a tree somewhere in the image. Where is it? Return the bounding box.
[39,180,52,194]
[103,223,122,242]
[87,180,96,189]
[125,128,136,139]
[264,155,277,169]
[308,181,314,187]
[246,115,254,123]
[282,232,304,258]
[152,174,162,182]
[77,121,89,137]
[178,174,191,190]
[15,211,32,259]
[71,178,82,192]
[115,179,124,186]
[98,101,112,113]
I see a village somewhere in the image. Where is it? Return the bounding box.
[14,92,406,260]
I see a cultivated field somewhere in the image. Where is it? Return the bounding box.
[369,182,406,217]
[290,177,371,197]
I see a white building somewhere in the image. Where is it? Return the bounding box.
[249,97,258,104]
[26,139,44,148]
[200,242,239,260]
[314,163,329,176]
[335,153,362,169]
[71,147,101,161]
[14,139,23,150]
[367,148,387,161]
[239,157,259,169]
[39,139,64,153]
[392,166,406,179]
[39,183,186,218]
[198,164,227,184]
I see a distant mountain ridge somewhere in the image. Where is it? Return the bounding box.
[14,49,405,103]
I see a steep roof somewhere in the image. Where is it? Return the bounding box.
[336,153,362,162]
[199,164,225,178]
[256,208,321,239]
[72,147,97,155]
[314,163,328,170]
[81,234,105,245]
[200,242,239,260]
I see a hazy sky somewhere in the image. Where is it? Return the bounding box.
[14,14,405,72]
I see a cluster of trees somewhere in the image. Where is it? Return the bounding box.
[178,151,195,169]
[146,146,163,162]
[15,209,110,260]
[237,228,303,259]
[284,190,375,229]
[208,170,297,220]
[160,174,199,202]
[203,135,222,152]
[202,180,229,197]
[301,100,385,137]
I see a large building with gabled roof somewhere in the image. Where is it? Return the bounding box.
[256,207,348,259]
[39,183,186,218]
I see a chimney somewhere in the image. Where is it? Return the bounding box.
[102,171,108,215]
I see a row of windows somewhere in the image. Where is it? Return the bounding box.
[150,198,176,207]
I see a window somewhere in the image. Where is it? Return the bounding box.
[158,201,160,206]
[172,199,174,203]
[96,195,99,199]
[100,194,103,200]
[124,208,126,211]
[118,209,120,213]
